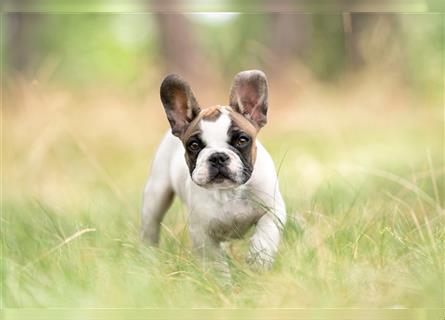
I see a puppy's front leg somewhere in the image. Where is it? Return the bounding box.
[247,209,286,269]
[141,179,174,246]
[189,227,230,278]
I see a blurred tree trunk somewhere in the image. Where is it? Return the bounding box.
[154,13,207,81]
[269,14,311,59]
[268,13,311,78]
[7,13,40,75]
[343,13,372,68]
[344,13,400,69]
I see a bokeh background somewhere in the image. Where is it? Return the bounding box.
[3,4,444,317]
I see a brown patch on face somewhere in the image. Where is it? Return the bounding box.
[181,117,201,144]
[226,106,259,137]
[178,106,224,171]
[180,116,201,172]
[251,143,257,165]
[227,106,259,165]
[180,105,224,143]
[200,105,223,122]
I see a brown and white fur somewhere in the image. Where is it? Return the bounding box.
[141,70,286,272]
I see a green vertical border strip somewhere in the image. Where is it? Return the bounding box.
[0,9,4,314]
[439,10,445,316]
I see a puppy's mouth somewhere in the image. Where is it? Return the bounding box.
[209,169,235,184]
[191,160,252,189]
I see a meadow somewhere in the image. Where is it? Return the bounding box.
[3,65,444,320]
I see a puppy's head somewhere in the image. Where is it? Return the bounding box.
[160,70,268,189]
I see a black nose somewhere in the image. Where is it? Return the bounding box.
[208,152,230,167]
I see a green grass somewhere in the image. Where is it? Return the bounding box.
[2,82,444,317]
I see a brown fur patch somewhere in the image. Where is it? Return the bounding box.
[181,105,259,164]
[200,105,223,122]
[251,144,257,164]
[228,110,258,137]
[180,105,223,143]
[181,117,201,145]
[227,107,258,138]
[227,106,259,166]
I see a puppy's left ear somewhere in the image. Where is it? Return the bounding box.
[229,70,268,128]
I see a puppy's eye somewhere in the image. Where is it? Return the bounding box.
[236,135,250,147]
[188,141,200,152]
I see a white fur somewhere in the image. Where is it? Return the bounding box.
[200,108,231,147]
[141,116,287,272]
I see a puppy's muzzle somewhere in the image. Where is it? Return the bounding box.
[208,152,232,182]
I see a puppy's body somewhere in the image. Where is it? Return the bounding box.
[141,71,286,269]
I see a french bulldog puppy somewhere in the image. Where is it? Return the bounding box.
[141,70,286,271]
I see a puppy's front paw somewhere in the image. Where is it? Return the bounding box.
[246,248,274,270]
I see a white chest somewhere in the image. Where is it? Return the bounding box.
[187,186,265,241]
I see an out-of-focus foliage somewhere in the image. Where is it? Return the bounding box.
[5,14,160,88]
[4,13,443,102]
[399,14,443,103]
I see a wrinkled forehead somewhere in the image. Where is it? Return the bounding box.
[181,105,258,145]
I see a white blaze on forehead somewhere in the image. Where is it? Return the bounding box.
[200,108,231,147]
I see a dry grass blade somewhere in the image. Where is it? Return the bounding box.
[426,149,442,208]
[20,228,96,272]
[386,192,427,244]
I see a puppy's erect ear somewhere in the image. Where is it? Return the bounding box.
[229,70,268,128]
[160,74,201,137]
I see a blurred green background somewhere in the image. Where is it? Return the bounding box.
[2,5,444,318]
[3,11,444,100]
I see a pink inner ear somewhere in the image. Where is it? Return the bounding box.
[229,70,268,127]
[238,84,267,126]
[241,88,267,127]
[239,84,260,113]
[166,90,194,135]
[250,106,267,127]
[173,99,188,120]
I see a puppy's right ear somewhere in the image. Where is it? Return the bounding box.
[160,74,201,137]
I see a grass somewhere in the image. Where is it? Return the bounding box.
[2,75,444,317]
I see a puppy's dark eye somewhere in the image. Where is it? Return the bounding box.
[188,141,200,152]
[236,134,250,147]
